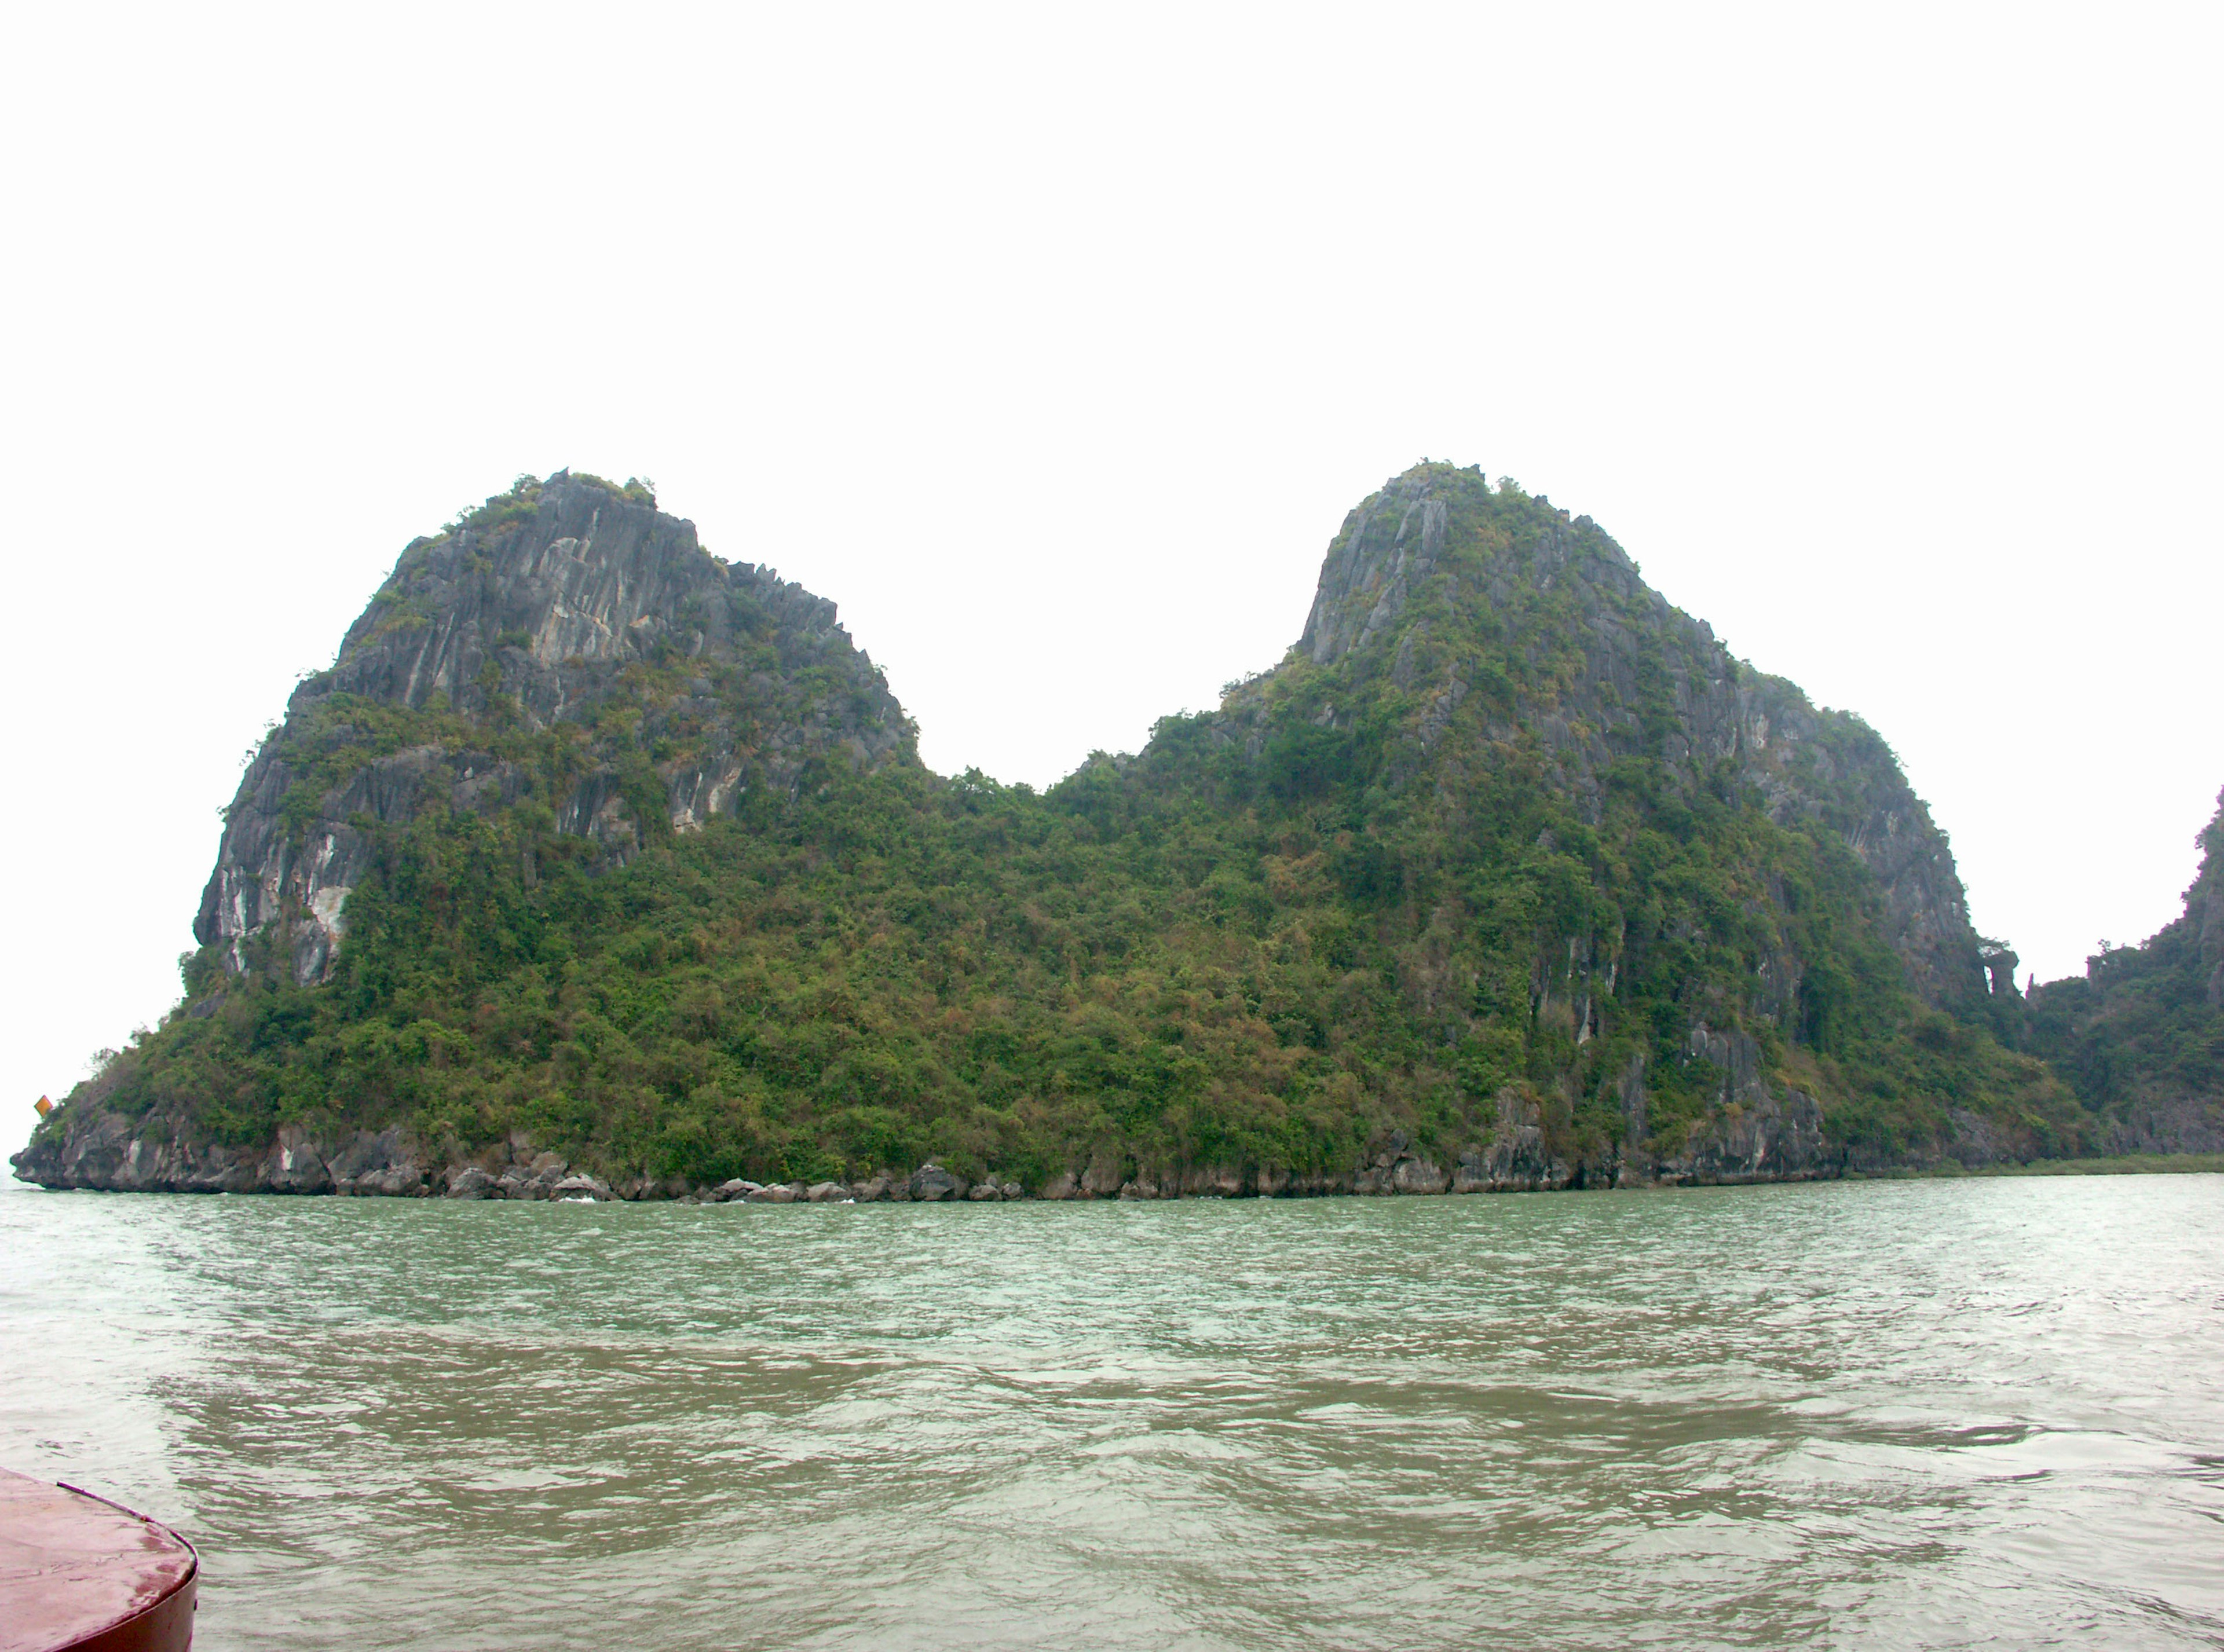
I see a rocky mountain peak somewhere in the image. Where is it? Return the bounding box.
[1300,467,1454,666]
[1212,462,1996,1017]
[1298,464,1642,671]
[196,472,914,986]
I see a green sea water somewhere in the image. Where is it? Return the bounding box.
[2,1175,2219,1649]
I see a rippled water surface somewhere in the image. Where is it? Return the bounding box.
[3,1175,2221,1649]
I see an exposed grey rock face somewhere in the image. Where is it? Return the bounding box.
[16,1099,427,1196]
[909,1164,967,1202]
[493,1152,571,1201]
[1389,1157,1450,1194]
[325,1127,429,1195]
[2102,1096,2224,1154]
[1655,1023,1830,1182]
[196,474,914,985]
[1455,1096,1574,1192]
[1301,485,1450,665]
[1175,1164,1243,1198]
[1265,468,1992,1015]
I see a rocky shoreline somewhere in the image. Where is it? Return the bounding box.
[3,1080,1907,1202]
[14,1022,1854,1198]
[24,1008,2206,1199]
[24,1087,2199,1200]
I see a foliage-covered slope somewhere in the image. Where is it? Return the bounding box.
[2025,792,2224,1152]
[15,466,2094,1196]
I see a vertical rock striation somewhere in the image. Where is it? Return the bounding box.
[1277,467,1990,1014]
[195,472,913,985]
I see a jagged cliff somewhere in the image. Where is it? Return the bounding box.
[16,464,2096,1200]
[1237,469,1993,1016]
[198,472,910,986]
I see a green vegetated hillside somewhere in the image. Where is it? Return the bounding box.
[2025,794,2224,1153]
[17,464,2115,1197]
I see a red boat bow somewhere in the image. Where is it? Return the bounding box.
[0,1470,196,1651]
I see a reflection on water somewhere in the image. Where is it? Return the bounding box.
[3,1176,2220,1649]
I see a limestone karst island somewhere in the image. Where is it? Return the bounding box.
[14,466,2222,1200]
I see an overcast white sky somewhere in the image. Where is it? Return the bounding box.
[3,2,2218,1157]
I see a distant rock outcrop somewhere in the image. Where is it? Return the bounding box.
[2027,787,2224,1153]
